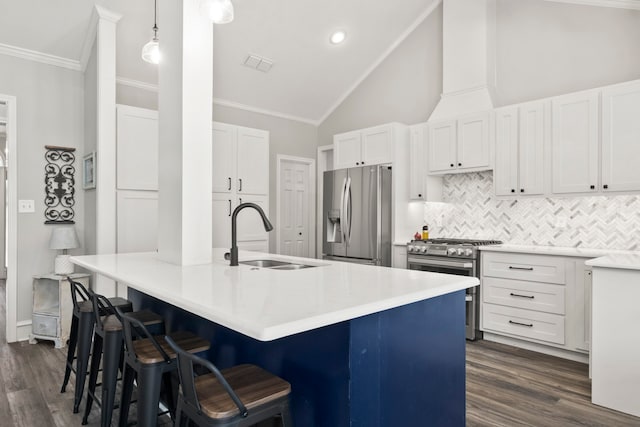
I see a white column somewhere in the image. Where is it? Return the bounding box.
[95,6,121,295]
[157,0,213,265]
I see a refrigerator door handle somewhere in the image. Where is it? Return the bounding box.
[345,176,352,245]
[339,177,347,243]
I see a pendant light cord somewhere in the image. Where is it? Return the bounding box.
[152,0,158,39]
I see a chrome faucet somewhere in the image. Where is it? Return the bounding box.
[229,202,273,266]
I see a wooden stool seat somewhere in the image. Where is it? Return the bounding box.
[101,309,163,332]
[195,364,291,419]
[78,297,131,313]
[133,331,210,364]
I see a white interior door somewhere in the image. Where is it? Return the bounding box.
[279,159,311,257]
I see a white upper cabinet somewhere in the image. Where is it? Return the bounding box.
[428,120,457,173]
[333,124,393,169]
[236,126,269,195]
[457,112,491,170]
[212,122,269,196]
[427,112,491,175]
[494,102,545,196]
[409,123,443,201]
[601,81,640,192]
[551,90,599,194]
[116,105,159,190]
[212,122,236,193]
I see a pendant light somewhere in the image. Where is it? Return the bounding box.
[141,0,161,64]
[204,0,234,24]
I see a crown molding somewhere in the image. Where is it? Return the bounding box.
[116,77,159,92]
[94,5,123,23]
[542,0,640,9]
[317,0,443,125]
[0,43,81,71]
[213,98,318,126]
[115,77,318,125]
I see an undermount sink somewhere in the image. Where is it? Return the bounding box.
[239,259,291,268]
[239,259,321,270]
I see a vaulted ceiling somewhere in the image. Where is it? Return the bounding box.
[0,0,638,124]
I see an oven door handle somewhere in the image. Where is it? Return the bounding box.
[407,257,473,269]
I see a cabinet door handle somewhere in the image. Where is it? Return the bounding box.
[510,292,534,299]
[603,184,609,189]
[228,200,231,216]
[511,189,515,193]
[361,161,365,165]
[450,163,454,167]
[418,194,422,198]
[458,162,462,167]
[509,320,533,327]
[520,189,524,193]
[508,266,533,271]
[228,177,231,191]
[356,162,360,165]
[239,198,242,204]
[590,185,595,190]
[238,178,243,192]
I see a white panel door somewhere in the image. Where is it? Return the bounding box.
[116,191,158,253]
[457,112,490,170]
[212,122,236,193]
[428,120,457,173]
[518,101,545,195]
[235,194,269,243]
[237,127,269,195]
[334,130,362,169]
[116,105,158,190]
[494,106,519,196]
[212,193,233,248]
[361,124,393,166]
[408,124,426,200]
[551,91,599,194]
[601,81,640,192]
[279,160,310,257]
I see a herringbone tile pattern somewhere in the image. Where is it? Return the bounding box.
[424,171,640,250]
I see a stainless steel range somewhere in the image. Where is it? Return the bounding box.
[406,238,502,340]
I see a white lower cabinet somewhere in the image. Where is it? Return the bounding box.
[481,251,591,359]
[392,245,407,269]
[212,193,269,251]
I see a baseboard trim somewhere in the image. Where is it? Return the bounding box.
[16,320,32,342]
[483,332,589,364]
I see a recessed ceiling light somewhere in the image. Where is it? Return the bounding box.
[330,30,346,45]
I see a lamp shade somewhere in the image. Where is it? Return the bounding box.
[49,227,80,250]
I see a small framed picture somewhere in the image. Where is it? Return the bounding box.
[83,152,96,189]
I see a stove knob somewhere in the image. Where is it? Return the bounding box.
[420,246,428,253]
[447,248,457,256]
[464,248,473,257]
[457,248,465,256]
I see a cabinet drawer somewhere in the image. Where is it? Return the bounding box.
[482,252,565,284]
[483,277,565,315]
[482,303,565,345]
[32,314,58,337]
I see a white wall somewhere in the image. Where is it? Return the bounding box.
[0,54,85,324]
[318,5,443,146]
[115,85,319,253]
[495,0,640,106]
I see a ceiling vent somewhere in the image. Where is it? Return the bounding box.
[243,54,274,73]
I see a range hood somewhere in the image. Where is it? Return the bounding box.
[429,0,496,122]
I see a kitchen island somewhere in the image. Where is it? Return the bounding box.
[71,249,478,427]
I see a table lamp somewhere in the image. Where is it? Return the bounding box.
[49,226,80,275]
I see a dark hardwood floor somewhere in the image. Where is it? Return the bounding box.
[467,340,640,426]
[1,278,639,426]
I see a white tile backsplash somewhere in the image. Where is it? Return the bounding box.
[424,171,640,250]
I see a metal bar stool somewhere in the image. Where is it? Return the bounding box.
[117,308,211,427]
[60,279,134,413]
[82,290,165,427]
[165,335,292,427]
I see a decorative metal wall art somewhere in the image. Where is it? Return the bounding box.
[44,145,76,224]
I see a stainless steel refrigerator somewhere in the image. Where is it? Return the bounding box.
[322,165,392,266]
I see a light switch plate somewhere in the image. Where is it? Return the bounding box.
[18,199,35,213]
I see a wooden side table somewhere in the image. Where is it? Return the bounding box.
[29,273,90,348]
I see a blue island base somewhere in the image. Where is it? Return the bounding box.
[128,289,466,427]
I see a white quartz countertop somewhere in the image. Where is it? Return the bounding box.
[479,244,640,259]
[71,249,478,342]
[585,254,640,270]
